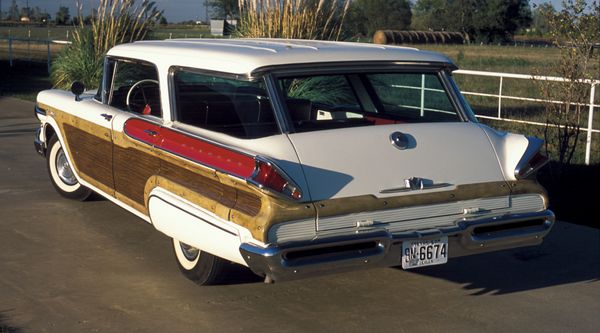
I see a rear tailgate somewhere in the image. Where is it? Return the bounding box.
[287,122,506,202]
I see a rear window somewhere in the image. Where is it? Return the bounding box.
[277,72,461,132]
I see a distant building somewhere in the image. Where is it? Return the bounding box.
[210,19,237,36]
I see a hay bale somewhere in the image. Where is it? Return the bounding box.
[373,30,466,45]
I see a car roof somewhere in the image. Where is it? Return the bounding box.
[107,38,455,75]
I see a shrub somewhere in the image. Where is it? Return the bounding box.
[536,0,600,169]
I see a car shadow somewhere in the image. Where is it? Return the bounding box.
[217,263,265,285]
[0,310,22,333]
[403,221,600,295]
[277,160,354,199]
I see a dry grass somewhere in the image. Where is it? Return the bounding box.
[80,0,162,59]
[51,0,161,89]
[237,0,350,40]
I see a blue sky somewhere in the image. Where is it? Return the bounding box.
[2,0,210,23]
[3,0,566,23]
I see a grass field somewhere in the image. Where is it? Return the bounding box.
[0,24,212,41]
[0,25,72,40]
[1,33,598,226]
[1,26,598,165]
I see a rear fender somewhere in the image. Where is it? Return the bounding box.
[147,187,257,266]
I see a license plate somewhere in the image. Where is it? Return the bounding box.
[401,236,448,269]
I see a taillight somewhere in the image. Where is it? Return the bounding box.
[515,138,549,179]
[249,157,302,200]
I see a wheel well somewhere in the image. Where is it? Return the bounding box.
[44,124,57,143]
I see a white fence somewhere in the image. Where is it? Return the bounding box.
[0,37,70,73]
[454,69,599,165]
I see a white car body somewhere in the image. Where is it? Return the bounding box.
[34,39,554,284]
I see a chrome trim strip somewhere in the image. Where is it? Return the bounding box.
[247,155,304,201]
[241,210,555,282]
[379,181,453,194]
[269,194,545,243]
[34,104,47,117]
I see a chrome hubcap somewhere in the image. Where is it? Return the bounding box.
[180,242,200,261]
[56,148,77,185]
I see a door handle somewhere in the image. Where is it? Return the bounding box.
[144,129,158,137]
[101,113,113,121]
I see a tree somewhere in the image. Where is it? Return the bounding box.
[7,0,18,21]
[345,0,411,37]
[55,6,70,25]
[412,0,532,42]
[536,0,600,168]
[19,6,31,19]
[473,0,532,42]
[531,2,555,36]
[207,0,239,19]
[31,6,51,23]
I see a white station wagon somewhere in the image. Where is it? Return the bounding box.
[34,39,554,284]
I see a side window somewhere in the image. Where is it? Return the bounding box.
[172,70,279,139]
[367,73,458,122]
[107,59,162,118]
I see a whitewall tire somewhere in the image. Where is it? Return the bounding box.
[46,135,92,201]
[172,238,228,285]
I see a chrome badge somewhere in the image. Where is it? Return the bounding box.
[390,131,409,150]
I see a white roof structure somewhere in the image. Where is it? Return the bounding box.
[107,38,455,75]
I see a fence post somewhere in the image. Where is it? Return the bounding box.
[47,41,51,74]
[27,30,31,62]
[420,74,425,117]
[585,83,596,165]
[498,76,503,119]
[8,37,13,67]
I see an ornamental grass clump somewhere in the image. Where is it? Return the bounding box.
[51,0,161,89]
[237,0,350,40]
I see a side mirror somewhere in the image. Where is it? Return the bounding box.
[71,81,85,101]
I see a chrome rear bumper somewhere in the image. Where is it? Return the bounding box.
[240,210,555,282]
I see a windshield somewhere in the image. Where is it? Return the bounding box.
[276,71,463,133]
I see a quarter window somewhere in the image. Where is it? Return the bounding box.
[172,70,280,139]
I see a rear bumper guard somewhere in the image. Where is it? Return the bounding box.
[240,210,555,282]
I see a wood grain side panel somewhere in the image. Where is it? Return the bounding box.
[160,160,238,208]
[234,190,262,217]
[313,182,513,219]
[113,145,160,206]
[63,124,114,190]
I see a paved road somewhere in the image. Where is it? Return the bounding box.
[1,96,599,333]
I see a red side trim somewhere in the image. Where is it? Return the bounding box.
[366,116,401,125]
[124,118,256,178]
[160,127,256,178]
[124,118,163,147]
